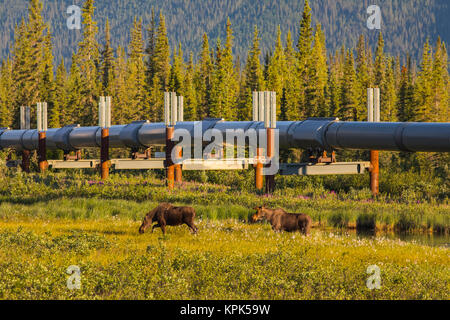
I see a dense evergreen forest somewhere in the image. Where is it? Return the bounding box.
[0,0,448,174]
[1,0,450,66]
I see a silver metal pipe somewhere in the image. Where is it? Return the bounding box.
[0,119,449,153]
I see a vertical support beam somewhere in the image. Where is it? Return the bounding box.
[264,91,270,129]
[166,126,175,190]
[164,92,170,126]
[175,95,183,184]
[270,91,276,129]
[368,88,380,196]
[37,102,48,173]
[177,96,184,122]
[20,106,25,129]
[258,91,264,122]
[98,96,105,128]
[255,147,264,191]
[367,88,374,122]
[374,88,380,122]
[265,128,275,194]
[175,146,182,184]
[370,150,379,196]
[252,91,258,121]
[265,91,276,194]
[25,106,30,130]
[100,127,110,180]
[38,131,47,172]
[170,92,178,126]
[175,94,183,184]
[20,106,31,173]
[99,96,110,180]
[37,102,42,132]
[105,96,111,128]
[42,102,48,132]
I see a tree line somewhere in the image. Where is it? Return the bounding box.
[0,0,448,132]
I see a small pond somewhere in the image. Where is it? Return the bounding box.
[320,228,449,247]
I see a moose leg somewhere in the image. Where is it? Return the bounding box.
[160,223,166,235]
[152,223,161,233]
[186,221,198,234]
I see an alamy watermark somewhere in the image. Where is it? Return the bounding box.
[66,265,81,290]
[170,122,280,176]
[67,5,81,30]
[366,265,382,290]
[367,5,381,30]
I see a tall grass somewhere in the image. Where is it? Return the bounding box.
[0,219,448,300]
[0,168,448,233]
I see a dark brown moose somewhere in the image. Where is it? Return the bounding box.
[139,203,198,235]
[252,206,312,235]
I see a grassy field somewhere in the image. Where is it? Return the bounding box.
[0,168,448,233]
[0,166,448,299]
[0,218,448,300]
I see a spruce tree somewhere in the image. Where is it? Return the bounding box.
[168,44,184,93]
[100,18,114,95]
[145,8,157,88]
[414,40,434,122]
[112,46,128,124]
[397,60,414,122]
[297,0,313,65]
[241,25,264,120]
[12,0,50,126]
[267,26,287,119]
[339,50,358,121]
[210,18,238,120]
[40,28,54,104]
[153,12,171,91]
[195,33,213,119]
[374,32,385,88]
[0,59,14,127]
[65,54,84,125]
[306,24,328,117]
[76,0,100,125]
[296,0,314,116]
[50,59,67,128]
[431,38,449,121]
[356,35,370,120]
[284,30,301,120]
[183,52,198,120]
[382,58,397,121]
[127,17,146,120]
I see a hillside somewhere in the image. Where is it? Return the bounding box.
[0,0,449,66]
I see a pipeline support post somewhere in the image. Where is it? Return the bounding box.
[253,91,277,193]
[253,92,263,191]
[265,127,275,194]
[255,148,264,191]
[37,102,48,172]
[368,88,380,196]
[174,95,183,184]
[265,91,276,194]
[20,106,31,173]
[99,96,111,180]
[166,126,175,190]
[165,92,178,190]
[100,128,110,180]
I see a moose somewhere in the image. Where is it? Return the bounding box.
[252,206,312,235]
[139,203,198,235]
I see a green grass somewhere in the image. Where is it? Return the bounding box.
[0,218,448,300]
[0,169,447,233]
[0,167,448,299]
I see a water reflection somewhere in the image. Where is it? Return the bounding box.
[321,228,449,247]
